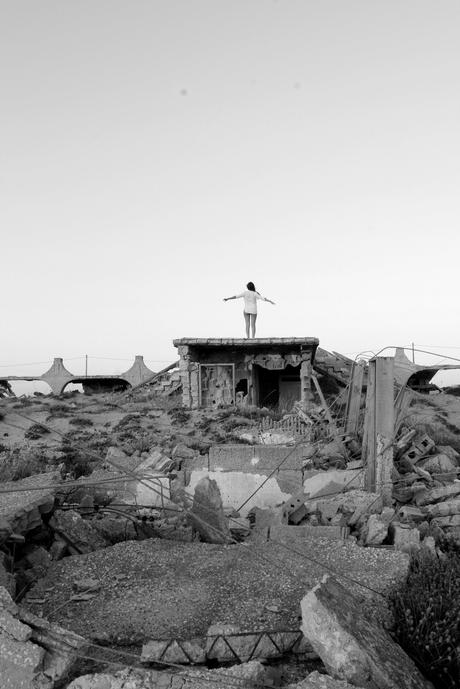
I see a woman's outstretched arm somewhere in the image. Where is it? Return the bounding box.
[259,295,275,305]
[223,294,243,302]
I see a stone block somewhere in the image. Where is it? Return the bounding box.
[363,508,394,546]
[300,575,432,689]
[390,523,420,553]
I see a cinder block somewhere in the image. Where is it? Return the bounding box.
[280,492,308,525]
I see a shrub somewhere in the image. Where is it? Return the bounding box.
[25,423,50,440]
[167,407,191,424]
[115,414,141,431]
[0,446,50,481]
[60,440,93,478]
[389,548,460,689]
[68,416,94,427]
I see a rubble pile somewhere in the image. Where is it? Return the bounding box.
[1,356,460,687]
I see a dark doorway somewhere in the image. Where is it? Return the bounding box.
[255,364,301,410]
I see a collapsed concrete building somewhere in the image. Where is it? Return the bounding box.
[173,337,319,410]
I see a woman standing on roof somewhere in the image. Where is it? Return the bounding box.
[223,282,275,339]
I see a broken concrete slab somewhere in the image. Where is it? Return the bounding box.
[188,477,231,544]
[0,472,59,543]
[339,491,383,527]
[303,469,364,501]
[0,620,45,689]
[414,482,460,506]
[417,452,458,474]
[425,498,460,518]
[313,489,383,528]
[91,514,137,544]
[0,553,16,598]
[285,671,363,689]
[24,538,409,644]
[300,575,432,689]
[430,514,460,532]
[172,443,197,461]
[67,661,270,689]
[50,509,109,554]
[142,637,206,664]
[141,627,313,665]
[185,468,293,517]
[436,445,460,461]
[0,584,86,689]
[18,607,87,686]
[135,450,173,475]
[71,467,172,509]
[208,443,309,471]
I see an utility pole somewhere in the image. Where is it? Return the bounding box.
[411,343,415,364]
[85,355,88,377]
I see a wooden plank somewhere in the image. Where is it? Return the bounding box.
[311,374,347,456]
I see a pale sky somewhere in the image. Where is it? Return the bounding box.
[2,1,460,387]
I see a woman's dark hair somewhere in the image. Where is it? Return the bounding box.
[246,282,256,291]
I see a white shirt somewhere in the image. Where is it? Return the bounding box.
[235,290,264,314]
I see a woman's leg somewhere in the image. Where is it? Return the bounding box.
[250,313,257,338]
[244,312,250,338]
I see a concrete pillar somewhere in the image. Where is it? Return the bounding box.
[345,361,365,437]
[189,363,200,408]
[300,360,313,411]
[363,357,394,505]
[178,346,192,408]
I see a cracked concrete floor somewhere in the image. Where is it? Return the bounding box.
[23,536,408,647]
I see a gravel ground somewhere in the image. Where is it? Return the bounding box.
[24,536,408,646]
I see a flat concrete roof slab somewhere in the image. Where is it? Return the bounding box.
[173,338,319,348]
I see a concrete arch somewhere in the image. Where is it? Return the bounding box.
[61,377,131,394]
[0,355,156,396]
